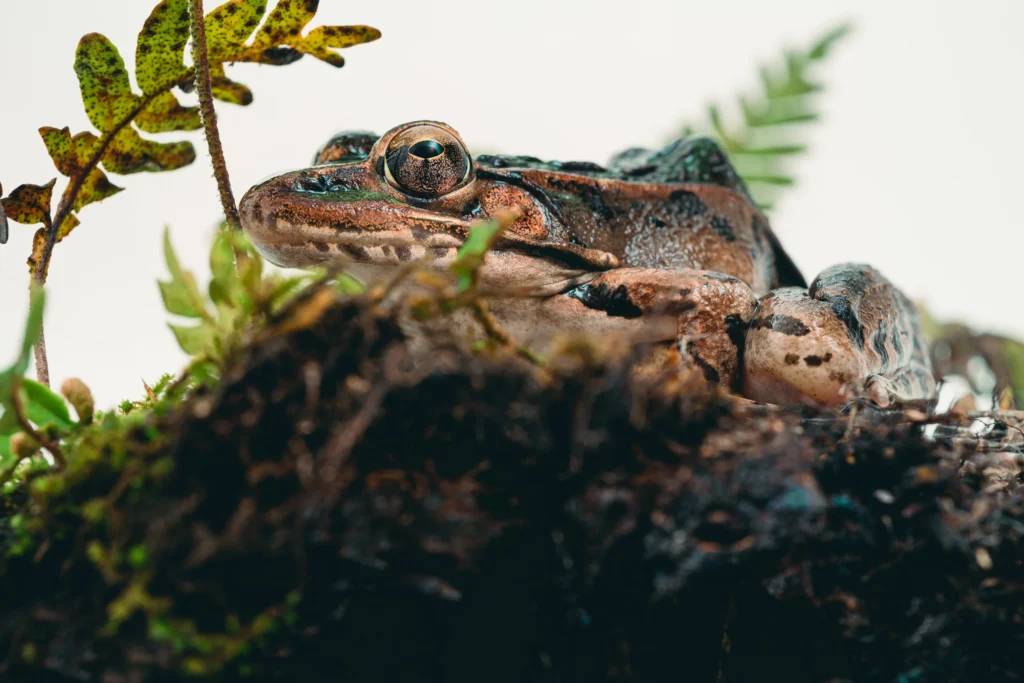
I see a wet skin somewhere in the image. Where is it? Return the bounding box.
[239,121,935,405]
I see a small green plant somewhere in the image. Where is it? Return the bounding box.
[160,226,364,383]
[683,23,851,210]
[0,0,380,382]
[0,288,79,473]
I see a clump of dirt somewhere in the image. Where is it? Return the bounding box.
[1,288,1021,682]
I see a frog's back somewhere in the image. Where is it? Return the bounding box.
[476,136,804,296]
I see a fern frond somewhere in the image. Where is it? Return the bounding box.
[684,23,851,210]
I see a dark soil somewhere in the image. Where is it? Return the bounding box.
[1,290,1022,682]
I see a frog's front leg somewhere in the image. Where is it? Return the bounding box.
[743,263,936,406]
[566,268,758,390]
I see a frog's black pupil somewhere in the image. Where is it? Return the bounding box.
[410,140,444,159]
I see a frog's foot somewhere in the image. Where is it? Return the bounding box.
[566,268,758,390]
[742,263,936,406]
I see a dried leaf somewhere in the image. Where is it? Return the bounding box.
[1,180,55,225]
[40,126,77,176]
[136,0,191,94]
[102,127,195,174]
[73,169,124,212]
[0,185,7,245]
[75,33,140,133]
[209,65,253,105]
[56,214,81,240]
[27,228,47,276]
[136,91,201,133]
[205,0,268,60]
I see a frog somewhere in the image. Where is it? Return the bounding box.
[239,120,936,406]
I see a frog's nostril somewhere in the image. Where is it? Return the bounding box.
[410,140,445,159]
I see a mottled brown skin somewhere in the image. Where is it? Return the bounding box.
[239,121,935,405]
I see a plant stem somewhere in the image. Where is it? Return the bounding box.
[188,0,242,232]
[33,322,49,387]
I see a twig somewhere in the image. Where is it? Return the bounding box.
[188,0,242,233]
[11,376,66,470]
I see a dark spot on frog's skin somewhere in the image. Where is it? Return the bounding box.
[724,314,748,349]
[750,314,811,337]
[873,318,891,373]
[724,313,749,377]
[624,164,657,177]
[785,354,800,366]
[566,283,643,319]
[395,245,412,261]
[710,216,737,242]
[650,216,667,229]
[704,272,742,284]
[667,190,708,216]
[461,197,482,217]
[890,325,904,359]
[569,233,588,248]
[313,241,329,253]
[804,353,833,367]
[751,214,767,252]
[691,353,721,384]
[546,176,616,221]
[679,288,692,297]
[429,247,450,260]
[552,160,607,173]
[340,244,368,261]
[818,294,865,348]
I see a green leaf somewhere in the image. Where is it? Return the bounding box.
[158,280,203,318]
[136,0,191,94]
[0,287,46,438]
[681,23,851,210]
[808,23,852,60]
[160,228,208,319]
[208,231,240,307]
[169,324,207,355]
[135,91,202,133]
[205,0,269,60]
[450,218,508,292]
[74,33,141,133]
[21,379,75,430]
[295,25,381,67]
[253,0,318,47]
[101,127,196,175]
[1,180,55,225]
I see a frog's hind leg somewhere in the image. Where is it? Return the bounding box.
[567,268,758,390]
[743,263,936,406]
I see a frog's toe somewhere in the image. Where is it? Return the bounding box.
[742,288,864,405]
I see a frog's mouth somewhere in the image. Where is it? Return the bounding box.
[239,185,618,297]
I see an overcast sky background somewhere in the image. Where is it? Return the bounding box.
[1,0,1022,408]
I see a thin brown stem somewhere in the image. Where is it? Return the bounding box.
[32,323,49,387]
[188,0,242,232]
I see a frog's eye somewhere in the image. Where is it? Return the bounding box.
[384,125,471,197]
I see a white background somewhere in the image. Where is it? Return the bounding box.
[1,0,1022,407]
